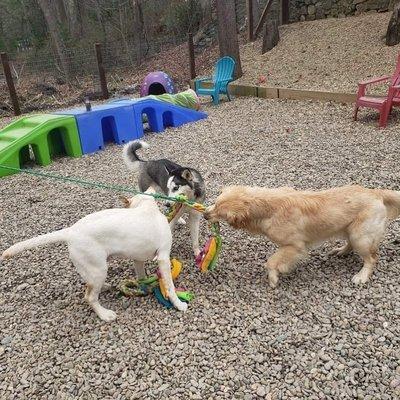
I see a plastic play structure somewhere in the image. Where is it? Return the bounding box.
[0,91,207,178]
[140,71,175,96]
[0,114,82,177]
[195,56,236,105]
[54,102,141,154]
[354,54,400,128]
[109,98,206,138]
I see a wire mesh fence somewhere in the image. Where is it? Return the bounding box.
[0,31,201,117]
[0,0,274,118]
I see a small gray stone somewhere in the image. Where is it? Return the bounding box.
[16,282,29,291]
[1,336,12,346]
[390,377,400,388]
[256,386,267,397]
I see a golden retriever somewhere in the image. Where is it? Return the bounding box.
[204,185,400,287]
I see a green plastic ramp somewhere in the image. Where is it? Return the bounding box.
[0,114,82,178]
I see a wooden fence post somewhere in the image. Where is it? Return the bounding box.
[1,52,21,116]
[188,33,196,80]
[247,0,254,41]
[94,43,109,99]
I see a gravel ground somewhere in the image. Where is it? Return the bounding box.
[0,97,399,399]
[237,12,400,93]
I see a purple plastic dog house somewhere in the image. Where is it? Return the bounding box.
[140,71,176,97]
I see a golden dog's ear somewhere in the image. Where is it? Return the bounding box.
[120,196,131,208]
[222,202,250,229]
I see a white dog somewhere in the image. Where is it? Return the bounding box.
[1,192,188,321]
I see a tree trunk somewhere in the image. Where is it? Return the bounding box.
[262,20,280,53]
[37,0,72,83]
[0,13,7,51]
[252,0,261,26]
[93,0,107,43]
[132,0,145,65]
[386,2,400,46]
[56,0,68,28]
[65,0,84,39]
[216,0,243,79]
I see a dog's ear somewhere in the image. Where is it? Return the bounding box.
[225,210,249,229]
[164,164,175,175]
[181,169,193,182]
[220,200,251,229]
[120,196,131,208]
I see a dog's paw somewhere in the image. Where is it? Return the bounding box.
[98,309,117,322]
[175,301,188,312]
[268,270,279,288]
[177,217,186,225]
[352,270,370,285]
[193,248,201,258]
[1,250,13,260]
[329,245,351,257]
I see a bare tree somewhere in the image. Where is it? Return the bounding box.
[55,0,68,28]
[252,0,261,26]
[0,13,6,51]
[64,0,85,39]
[37,0,72,82]
[216,0,243,78]
[132,0,145,65]
[92,0,107,42]
[386,2,400,46]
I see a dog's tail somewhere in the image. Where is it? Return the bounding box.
[379,189,400,220]
[1,229,69,261]
[122,140,150,172]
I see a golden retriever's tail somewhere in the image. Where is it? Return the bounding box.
[1,229,69,261]
[379,189,400,220]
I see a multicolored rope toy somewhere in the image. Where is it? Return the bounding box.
[0,165,221,307]
[195,223,222,272]
[119,258,194,309]
[165,195,222,272]
[119,197,222,308]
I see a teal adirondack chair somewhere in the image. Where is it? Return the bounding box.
[194,56,236,105]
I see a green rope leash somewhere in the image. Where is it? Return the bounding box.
[1,164,222,271]
[0,164,198,206]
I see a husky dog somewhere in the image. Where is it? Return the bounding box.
[123,140,206,257]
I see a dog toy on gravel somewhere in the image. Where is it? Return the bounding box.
[195,222,222,272]
[119,258,194,309]
[166,195,222,272]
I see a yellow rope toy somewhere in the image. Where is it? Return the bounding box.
[166,195,222,272]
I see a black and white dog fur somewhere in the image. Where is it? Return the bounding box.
[123,140,206,257]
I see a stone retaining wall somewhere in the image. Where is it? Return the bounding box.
[289,0,390,21]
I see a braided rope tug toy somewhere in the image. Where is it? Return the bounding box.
[119,258,194,309]
[166,195,222,273]
[119,195,222,308]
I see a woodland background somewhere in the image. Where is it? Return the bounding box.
[0,0,258,115]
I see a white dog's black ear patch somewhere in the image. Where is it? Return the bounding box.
[181,169,193,182]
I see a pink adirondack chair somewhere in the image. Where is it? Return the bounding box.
[354,54,400,128]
